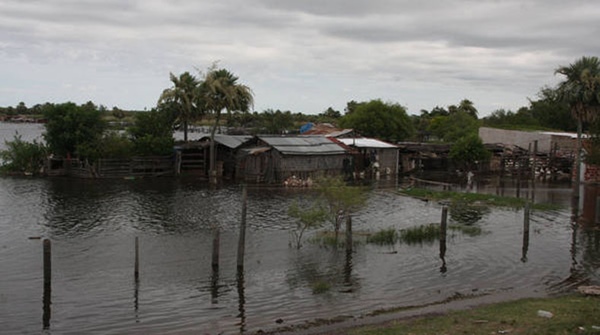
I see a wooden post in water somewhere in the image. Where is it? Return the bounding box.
[237,184,247,269]
[532,141,538,203]
[439,206,448,273]
[134,237,139,281]
[43,239,51,329]
[522,202,530,262]
[516,157,522,199]
[345,216,353,254]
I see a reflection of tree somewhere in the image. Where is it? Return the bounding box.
[286,248,360,294]
[449,199,489,225]
[43,178,126,236]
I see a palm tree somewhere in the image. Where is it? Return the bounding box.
[201,68,254,183]
[458,99,478,119]
[555,56,600,206]
[158,72,201,142]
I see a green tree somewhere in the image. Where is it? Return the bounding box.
[288,200,329,249]
[158,71,202,142]
[428,110,479,142]
[128,109,175,156]
[315,176,368,243]
[259,109,295,134]
[338,99,414,142]
[555,56,600,192]
[15,102,28,115]
[43,102,107,159]
[449,99,478,119]
[201,67,254,183]
[317,107,341,124]
[449,134,491,171]
[0,134,48,175]
[529,87,574,131]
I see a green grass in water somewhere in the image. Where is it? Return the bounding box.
[399,224,440,244]
[366,228,399,245]
[399,187,561,210]
[311,280,331,294]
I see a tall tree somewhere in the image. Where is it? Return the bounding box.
[338,99,414,142]
[43,102,106,158]
[201,67,254,183]
[555,56,600,199]
[158,71,201,142]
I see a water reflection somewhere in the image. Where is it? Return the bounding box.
[236,269,246,334]
[2,174,600,334]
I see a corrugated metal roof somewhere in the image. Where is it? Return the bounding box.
[200,134,253,149]
[258,136,346,155]
[338,138,398,149]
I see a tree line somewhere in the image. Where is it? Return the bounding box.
[2,56,600,176]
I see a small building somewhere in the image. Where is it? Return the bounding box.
[237,136,350,183]
[396,142,452,173]
[337,138,399,176]
[479,127,577,155]
[175,134,252,178]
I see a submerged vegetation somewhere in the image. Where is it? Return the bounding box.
[366,228,398,245]
[399,224,440,245]
[398,187,561,210]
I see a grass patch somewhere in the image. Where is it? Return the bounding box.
[399,224,440,244]
[399,187,561,210]
[311,280,331,294]
[350,295,600,335]
[366,228,399,245]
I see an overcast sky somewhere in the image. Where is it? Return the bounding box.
[1,0,599,116]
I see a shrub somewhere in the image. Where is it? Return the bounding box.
[0,134,48,175]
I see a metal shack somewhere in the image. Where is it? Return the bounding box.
[337,137,399,177]
[237,136,349,183]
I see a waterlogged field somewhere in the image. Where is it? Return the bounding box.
[0,123,598,334]
[0,176,598,334]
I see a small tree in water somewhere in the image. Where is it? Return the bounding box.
[314,176,368,244]
[288,200,328,249]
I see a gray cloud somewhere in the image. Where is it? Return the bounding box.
[0,0,598,115]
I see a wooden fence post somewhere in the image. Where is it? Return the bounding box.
[522,203,530,262]
[237,184,247,269]
[440,206,448,273]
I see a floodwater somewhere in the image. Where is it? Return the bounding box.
[1,123,599,334]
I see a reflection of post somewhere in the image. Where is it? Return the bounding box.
[212,228,220,271]
[344,248,353,287]
[43,239,51,330]
[210,267,219,304]
[439,206,448,273]
[345,216,353,254]
[236,268,246,333]
[211,226,220,304]
[522,203,530,262]
[237,184,247,269]
[134,237,140,319]
[134,237,139,281]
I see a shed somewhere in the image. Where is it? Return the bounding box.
[337,138,399,176]
[237,136,350,183]
[198,134,253,179]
